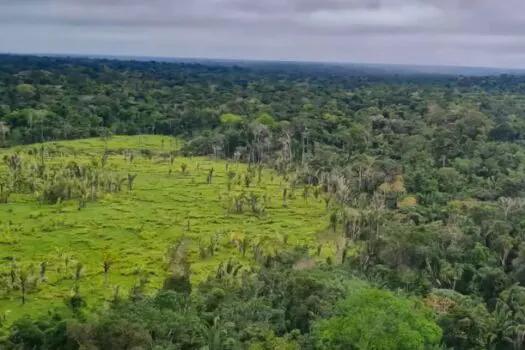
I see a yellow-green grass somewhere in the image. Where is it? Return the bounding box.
[9,135,179,155]
[0,135,330,324]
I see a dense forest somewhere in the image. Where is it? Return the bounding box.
[3,54,525,349]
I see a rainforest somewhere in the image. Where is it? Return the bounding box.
[1,54,525,349]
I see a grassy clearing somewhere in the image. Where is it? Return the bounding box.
[0,135,329,323]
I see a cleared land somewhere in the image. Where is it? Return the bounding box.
[0,135,329,322]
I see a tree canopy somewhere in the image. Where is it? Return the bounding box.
[3,54,525,349]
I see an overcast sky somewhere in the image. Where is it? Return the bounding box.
[1,0,524,68]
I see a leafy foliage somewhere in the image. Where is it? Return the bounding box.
[4,54,525,348]
[313,288,442,350]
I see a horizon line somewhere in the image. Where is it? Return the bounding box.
[1,51,525,74]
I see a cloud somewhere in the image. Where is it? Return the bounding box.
[1,0,525,68]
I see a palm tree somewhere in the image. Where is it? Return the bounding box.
[39,261,47,281]
[207,168,214,184]
[202,316,232,350]
[18,265,35,305]
[492,299,523,350]
[99,127,112,167]
[74,262,84,281]
[102,253,113,287]
[127,173,137,191]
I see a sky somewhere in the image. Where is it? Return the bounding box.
[1,0,525,68]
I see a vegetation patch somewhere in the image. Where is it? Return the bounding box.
[0,136,328,321]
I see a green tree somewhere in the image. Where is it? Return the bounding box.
[313,287,442,350]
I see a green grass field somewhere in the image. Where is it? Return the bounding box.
[0,135,330,323]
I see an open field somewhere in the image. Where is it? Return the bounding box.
[0,135,329,323]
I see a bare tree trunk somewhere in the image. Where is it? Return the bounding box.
[301,132,306,166]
